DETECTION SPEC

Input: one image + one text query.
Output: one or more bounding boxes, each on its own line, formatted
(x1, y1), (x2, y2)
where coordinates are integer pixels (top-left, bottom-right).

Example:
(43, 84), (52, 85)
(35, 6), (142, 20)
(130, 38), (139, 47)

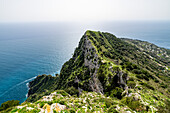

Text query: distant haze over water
(0, 21), (169, 104)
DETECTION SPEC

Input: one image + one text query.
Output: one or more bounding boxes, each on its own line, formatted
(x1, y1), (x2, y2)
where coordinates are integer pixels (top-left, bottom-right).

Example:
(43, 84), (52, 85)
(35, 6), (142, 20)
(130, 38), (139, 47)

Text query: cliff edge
(24, 30), (170, 113)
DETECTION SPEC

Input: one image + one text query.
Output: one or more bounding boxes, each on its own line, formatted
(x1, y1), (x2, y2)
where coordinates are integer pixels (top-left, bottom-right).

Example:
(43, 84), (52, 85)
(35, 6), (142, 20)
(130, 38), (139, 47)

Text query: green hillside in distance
(1, 30), (169, 113)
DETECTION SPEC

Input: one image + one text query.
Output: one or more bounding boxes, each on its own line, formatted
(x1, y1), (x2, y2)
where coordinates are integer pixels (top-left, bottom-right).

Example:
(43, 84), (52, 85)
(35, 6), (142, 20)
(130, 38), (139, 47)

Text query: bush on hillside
(65, 86), (79, 96)
(127, 81), (136, 88)
(107, 105), (118, 113)
(110, 87), (123, 99)
(121, 97), (143, 111)
(0, 100), (20, 111)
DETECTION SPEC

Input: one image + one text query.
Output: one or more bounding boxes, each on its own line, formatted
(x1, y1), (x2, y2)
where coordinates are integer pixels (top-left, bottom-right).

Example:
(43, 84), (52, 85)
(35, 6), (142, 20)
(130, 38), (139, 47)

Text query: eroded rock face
(114, 71), (128, 89)
(74, 34), (128, 94)
(83, 36), (99, 69)
(74, 35), (104, 94)
(27, 31), (129, 101)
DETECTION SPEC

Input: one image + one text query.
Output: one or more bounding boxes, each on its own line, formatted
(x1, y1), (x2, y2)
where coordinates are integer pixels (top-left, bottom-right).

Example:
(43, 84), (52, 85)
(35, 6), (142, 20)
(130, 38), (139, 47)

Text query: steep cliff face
(82, 35), (103, 93)
(27, 31), (129, 102)
(27, 75), (58, 102)
(56, 31), (129, 95)
(56, 31), (128, 95)
(25, 30), (170, 113)
(55, 32), (104, 93)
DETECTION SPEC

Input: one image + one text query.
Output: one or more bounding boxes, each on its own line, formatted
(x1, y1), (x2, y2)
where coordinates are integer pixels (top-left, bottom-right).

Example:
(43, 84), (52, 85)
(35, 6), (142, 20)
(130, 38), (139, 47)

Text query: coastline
(24, 70), (60, 102)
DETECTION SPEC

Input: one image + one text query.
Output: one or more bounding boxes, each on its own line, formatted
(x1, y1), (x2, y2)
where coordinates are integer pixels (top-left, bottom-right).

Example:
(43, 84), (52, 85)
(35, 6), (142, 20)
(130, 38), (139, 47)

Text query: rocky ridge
(1, 30), (169, 113)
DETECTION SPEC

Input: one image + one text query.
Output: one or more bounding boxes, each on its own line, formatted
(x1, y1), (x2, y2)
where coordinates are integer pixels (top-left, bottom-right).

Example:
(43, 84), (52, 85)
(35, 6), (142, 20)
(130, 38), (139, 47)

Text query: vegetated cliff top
(121, 38), (170, 63)
(1, 30), (169, 113)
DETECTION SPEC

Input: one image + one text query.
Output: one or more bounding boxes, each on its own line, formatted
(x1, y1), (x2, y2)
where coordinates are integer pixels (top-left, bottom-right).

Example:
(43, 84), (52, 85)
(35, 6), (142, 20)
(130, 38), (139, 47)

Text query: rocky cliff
(27, 31), (130, 102)
(23, 30), (170, 113)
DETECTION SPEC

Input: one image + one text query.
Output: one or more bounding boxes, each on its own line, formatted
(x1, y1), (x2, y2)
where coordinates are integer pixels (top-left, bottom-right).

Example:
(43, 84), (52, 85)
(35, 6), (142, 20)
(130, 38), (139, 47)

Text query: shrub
(154, 79), (159, 83)
(11, 108), (18, 112)
(39, 102), (45, 108)
(121, 97), (143, 111)
(139, 82), (155, 90)
(136, 74), (143, 79)
(132, 69), (141, 74)
(59, 100), (67, 106)
(110, 87), (123, 99)
(128, 89), (133, 94)
(65, 86), (79, 96)
(137, 86), (142, 90)
(104, 98), (114, 108)
(136, 74), (149, 81)
(157, 99), (170, 113)
(0, 100), (20, 111)
(47, 101), (53, 105)
(160, 83), (168, 88)
(56, 90), (69, 96)
(128, 77), (135, 81)
(69, 109), (76, 113)
(107, 105), (118, 113)
(127, 81), (136, 88)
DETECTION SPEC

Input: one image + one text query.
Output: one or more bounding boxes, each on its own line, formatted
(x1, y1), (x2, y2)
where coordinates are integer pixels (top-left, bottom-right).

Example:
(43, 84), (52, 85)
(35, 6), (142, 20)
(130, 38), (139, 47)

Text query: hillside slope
(2, 30), (169, 113)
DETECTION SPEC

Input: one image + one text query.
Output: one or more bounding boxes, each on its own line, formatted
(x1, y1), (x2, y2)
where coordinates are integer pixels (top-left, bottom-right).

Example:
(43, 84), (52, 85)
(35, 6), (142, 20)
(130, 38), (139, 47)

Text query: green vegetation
(2, 91), (134, 113)
(121, 97), (144, 111)
(109, 87), (123, 99)
(27, 74), (59, 102)
(4, 30), (169, 113)
(0, 100), (20, 111)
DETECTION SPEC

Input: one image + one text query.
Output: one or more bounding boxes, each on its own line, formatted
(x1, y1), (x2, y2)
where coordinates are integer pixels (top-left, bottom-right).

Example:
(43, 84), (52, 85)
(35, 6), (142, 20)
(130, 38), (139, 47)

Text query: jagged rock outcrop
(114, 71), (128, 89)
(1, 30), (170, 113)
(82, 35), (103, 94)
(26, 31), (169, 113)
(27, 31), (130, 102)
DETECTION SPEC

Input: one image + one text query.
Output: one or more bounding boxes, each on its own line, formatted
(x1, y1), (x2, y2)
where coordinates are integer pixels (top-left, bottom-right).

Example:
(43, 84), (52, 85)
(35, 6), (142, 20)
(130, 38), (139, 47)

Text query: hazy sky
(0, 0), (170, 22)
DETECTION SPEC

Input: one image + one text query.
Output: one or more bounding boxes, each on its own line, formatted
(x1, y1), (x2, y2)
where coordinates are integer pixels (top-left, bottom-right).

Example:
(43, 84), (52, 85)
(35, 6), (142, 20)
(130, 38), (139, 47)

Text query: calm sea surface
(0, 21), (170, 104)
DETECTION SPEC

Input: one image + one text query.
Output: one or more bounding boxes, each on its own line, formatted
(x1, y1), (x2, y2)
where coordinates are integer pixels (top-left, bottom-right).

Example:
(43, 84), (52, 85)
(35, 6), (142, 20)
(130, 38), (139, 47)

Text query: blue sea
(0, 21), (170, 105)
